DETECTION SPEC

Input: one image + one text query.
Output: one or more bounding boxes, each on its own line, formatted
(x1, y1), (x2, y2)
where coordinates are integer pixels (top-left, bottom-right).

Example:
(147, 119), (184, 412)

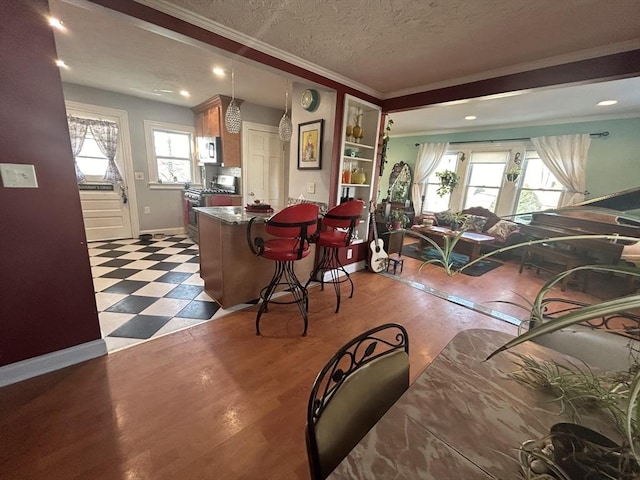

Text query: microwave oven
(198, 136), (223, 164)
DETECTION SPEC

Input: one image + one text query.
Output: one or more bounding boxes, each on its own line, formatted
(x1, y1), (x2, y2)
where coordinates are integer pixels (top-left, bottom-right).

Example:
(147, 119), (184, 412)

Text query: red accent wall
(0, 0), (101, 366)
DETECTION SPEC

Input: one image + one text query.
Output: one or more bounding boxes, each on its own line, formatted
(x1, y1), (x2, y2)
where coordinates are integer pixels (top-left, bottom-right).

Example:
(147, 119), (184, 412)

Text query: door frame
(241, 121), (288, 207)
(65, 100), (139, 240)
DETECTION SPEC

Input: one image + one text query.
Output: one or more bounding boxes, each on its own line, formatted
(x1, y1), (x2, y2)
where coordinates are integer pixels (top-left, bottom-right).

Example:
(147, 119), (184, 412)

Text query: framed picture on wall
(297, 119), (323, 170)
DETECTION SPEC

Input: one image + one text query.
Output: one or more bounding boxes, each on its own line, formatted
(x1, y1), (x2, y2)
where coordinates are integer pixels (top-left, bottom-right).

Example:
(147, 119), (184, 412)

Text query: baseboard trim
(320, 260), (366, 281)
(139, 227), (187, 237)
(0, 339), (107, 387)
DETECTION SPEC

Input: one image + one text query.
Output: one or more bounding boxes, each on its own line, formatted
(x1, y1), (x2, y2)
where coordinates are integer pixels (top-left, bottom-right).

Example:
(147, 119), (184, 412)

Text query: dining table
(327, 328), (619, 479)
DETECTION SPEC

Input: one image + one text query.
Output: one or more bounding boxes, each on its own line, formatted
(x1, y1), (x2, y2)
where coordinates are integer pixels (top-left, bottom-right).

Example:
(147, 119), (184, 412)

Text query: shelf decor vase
(352, 114), (363, 143)
(352, 168), (366, 184)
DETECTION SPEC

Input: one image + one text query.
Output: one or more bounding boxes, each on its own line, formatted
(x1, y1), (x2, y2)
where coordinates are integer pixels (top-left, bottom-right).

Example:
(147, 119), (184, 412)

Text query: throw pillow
(462, 214), (488, 233)
(434, 209), (455, 227)
(486, 219), (519, 242)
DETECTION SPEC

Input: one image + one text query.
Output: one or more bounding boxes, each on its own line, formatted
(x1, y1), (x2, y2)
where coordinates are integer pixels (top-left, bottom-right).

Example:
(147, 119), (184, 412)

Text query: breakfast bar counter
(195, 207), (316, 308)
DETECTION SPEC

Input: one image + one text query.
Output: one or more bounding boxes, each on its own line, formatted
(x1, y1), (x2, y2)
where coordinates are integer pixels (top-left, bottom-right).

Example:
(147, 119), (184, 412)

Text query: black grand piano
(517, 187), (640, 291)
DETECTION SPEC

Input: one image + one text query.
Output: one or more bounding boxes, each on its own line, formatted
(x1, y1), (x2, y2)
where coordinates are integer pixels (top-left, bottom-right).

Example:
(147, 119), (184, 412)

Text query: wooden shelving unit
(337, 95), (382, 242)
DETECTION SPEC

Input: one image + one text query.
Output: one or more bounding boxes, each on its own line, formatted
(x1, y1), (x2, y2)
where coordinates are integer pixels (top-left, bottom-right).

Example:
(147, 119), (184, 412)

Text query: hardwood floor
(1, 246), (606, 480)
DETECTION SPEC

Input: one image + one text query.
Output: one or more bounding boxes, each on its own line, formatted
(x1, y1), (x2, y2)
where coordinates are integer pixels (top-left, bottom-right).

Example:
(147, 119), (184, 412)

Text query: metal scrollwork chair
(305, 323), (410, 479)
(305, 200), (365, 313)
(246, 203), (319, 336)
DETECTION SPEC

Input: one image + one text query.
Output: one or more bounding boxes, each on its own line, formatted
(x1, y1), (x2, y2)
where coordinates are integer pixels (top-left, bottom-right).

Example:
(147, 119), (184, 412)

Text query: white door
(80, 187), (132, 242)
(67, 101), (138, 242)
(243, 123), (285, 209)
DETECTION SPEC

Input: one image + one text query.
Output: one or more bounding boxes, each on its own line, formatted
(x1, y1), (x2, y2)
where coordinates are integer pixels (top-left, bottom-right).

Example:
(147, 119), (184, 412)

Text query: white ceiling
(49, 0), (640, 136)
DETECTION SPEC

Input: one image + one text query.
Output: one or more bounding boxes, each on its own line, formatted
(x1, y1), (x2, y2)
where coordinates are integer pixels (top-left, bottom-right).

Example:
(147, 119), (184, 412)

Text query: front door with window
(79, 187), (132, 241)
(68, 104), (134, 242)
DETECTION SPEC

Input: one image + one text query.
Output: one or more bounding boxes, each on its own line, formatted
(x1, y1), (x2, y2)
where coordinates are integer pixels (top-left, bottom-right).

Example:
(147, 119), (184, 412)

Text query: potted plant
(407, 222), (640, 477)
(379, 117), (393, 177)
(477, 237), (640, 480)
(388, 209), (409, 230)
(435, 169), (460, 197)
(506, 165), (521, 182)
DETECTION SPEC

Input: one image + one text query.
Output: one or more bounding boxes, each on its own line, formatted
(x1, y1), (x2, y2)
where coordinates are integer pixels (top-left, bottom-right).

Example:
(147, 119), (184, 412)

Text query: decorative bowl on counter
(245, 203), (273, 213)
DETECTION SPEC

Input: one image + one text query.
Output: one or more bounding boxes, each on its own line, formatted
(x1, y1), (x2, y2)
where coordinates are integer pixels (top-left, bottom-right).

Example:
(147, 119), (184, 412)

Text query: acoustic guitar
(368, 202), (388, 272)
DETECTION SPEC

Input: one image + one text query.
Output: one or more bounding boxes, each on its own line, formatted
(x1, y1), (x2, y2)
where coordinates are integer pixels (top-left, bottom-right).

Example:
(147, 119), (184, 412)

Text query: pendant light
(278, 80), (293, 142)
(225, 67), (242, 134)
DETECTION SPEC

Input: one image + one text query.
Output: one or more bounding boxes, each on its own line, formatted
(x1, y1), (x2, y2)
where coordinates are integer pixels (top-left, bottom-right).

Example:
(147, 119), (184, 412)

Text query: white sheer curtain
(531, 134), (591, 206)
(411, 142), (449, 214)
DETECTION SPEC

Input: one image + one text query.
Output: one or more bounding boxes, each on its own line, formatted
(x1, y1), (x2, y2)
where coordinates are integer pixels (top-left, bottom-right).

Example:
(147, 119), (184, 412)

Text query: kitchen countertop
(195, 206), (273, 225)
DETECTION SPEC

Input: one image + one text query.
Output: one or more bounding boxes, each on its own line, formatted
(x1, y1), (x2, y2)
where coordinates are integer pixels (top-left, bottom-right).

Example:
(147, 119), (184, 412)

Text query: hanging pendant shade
(278, 86), (293, 141)
(225, 69), (242, 134)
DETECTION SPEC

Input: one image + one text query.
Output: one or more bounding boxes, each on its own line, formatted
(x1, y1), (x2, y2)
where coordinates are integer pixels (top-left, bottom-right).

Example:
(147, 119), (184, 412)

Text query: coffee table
(410, 225), (495, 261)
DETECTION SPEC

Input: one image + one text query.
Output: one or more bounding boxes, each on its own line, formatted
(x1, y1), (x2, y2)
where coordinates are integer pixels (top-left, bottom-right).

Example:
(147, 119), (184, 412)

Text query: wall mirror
(388, 162), (412, 203)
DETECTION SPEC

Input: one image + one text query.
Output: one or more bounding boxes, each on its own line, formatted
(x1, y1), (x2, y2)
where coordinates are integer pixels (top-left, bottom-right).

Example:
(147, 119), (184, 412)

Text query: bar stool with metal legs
(305, 200), (365, 313)
(247, 203), (319, 336)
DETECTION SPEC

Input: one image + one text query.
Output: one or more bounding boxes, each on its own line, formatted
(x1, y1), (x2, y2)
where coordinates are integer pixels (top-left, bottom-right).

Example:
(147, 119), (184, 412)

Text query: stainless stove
(183, 188), (236, 242)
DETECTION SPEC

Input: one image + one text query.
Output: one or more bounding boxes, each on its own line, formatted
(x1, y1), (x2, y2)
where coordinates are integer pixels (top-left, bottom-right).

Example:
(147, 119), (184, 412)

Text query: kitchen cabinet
(193, 95), (242, 168)
(337, 95), (382, 242)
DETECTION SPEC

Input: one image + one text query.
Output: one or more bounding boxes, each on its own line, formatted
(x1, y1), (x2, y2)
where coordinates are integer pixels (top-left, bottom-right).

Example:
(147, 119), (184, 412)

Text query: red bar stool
(305, 200), (364, 313)
(247, 203), (319, 336)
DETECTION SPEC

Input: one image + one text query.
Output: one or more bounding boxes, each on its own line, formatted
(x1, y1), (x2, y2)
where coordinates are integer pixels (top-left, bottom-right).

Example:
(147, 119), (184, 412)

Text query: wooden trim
(382, 49), (640, 113)
(0, 340), (107, 387)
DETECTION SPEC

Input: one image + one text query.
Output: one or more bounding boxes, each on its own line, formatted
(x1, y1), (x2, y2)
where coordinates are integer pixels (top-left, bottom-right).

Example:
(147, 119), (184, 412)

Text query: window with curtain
(422, 153), (458, 213)
(463, 151), (509, 210)
(144, 120), (196, 186)
(514, 150), (563, 215)
(424, 141), (565, 216)
(75, 131), (110, 182)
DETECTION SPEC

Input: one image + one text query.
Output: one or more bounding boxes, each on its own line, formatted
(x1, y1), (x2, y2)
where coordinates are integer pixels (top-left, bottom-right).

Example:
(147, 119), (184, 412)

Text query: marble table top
(328, 328), (616, 479)
(195, 206), (273, 225)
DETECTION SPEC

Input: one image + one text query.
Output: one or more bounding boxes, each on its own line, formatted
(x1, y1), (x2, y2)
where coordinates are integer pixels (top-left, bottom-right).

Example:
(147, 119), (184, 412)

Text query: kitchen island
(195, 206), (316, 308)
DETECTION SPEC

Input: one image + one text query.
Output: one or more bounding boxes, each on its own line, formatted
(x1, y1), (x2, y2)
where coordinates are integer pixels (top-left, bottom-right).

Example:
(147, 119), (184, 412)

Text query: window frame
(144, 120), (198, 190)
(513, 149), (565, 215)
(422, 141), (565, 217)
(74, 130), (111, 183)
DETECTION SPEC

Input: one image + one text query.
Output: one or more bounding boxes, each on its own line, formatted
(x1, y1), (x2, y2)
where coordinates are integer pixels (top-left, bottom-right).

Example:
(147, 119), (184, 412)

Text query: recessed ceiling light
(54, 59), (68, 69)
(597, 100), (618, 106)
(48, 17), (65, 31)
(212, 67), (225, 77)
(465, 115), (477, 120)
(180, 90), (190, 97)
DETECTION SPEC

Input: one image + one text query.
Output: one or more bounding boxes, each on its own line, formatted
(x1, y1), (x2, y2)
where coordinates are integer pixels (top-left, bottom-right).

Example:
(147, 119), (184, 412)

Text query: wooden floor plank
(1, 250), (607, 480)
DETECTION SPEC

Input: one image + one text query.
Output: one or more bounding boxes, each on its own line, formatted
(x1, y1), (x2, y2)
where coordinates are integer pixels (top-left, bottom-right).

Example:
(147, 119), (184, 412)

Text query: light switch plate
(307, 182), (315, 194)
(134, 171), (145, 181)
(0, 163), (38, 188)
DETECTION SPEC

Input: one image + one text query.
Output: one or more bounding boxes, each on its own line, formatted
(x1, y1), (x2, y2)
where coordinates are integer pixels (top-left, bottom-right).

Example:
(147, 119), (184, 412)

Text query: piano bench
(519, 244), (590, 292)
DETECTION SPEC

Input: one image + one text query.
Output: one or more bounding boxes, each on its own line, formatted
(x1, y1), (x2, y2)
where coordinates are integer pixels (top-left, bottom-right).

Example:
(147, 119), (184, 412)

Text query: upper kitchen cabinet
(193, 95), (243, 168)
(337, 94), (382, 240)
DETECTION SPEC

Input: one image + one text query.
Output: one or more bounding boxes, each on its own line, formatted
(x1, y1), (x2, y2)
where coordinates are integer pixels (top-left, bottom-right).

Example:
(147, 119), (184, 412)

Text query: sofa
(415, 206), (525, 254)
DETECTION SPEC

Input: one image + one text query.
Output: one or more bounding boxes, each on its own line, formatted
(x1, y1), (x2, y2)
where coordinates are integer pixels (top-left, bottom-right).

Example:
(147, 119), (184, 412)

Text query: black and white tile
(89, 235), (252, 352)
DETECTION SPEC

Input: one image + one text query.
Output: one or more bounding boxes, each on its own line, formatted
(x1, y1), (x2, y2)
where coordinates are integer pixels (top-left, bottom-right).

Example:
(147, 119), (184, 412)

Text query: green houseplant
(435, 170), (460, 197)
(506, 165), (522, 182)
(388, 209), (409, 230)
(479, 235), (640, 480)
(407, 222), (640, 478)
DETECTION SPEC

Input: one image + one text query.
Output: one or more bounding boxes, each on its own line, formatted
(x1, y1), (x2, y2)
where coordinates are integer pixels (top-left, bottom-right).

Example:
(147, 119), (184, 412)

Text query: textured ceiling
(158, 0), (640, 95)
(49, 0), (640, 135)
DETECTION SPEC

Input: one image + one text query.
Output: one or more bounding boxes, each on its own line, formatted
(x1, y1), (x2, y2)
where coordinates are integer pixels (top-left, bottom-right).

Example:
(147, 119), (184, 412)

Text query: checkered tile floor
(89, 235), (253, 352)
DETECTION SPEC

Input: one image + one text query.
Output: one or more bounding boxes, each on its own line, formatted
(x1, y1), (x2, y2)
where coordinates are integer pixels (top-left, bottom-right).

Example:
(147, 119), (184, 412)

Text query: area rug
(401, 246), (503, 277)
